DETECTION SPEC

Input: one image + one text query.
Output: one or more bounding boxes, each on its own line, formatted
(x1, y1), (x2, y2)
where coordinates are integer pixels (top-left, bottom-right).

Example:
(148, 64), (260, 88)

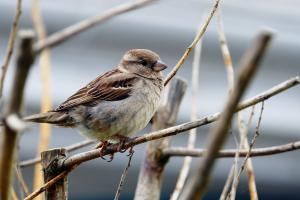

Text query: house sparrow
(24, 49), (167, 155)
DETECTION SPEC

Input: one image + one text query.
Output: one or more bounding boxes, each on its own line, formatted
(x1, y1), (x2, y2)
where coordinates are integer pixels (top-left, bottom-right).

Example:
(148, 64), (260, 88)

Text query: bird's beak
(153, 60), (168, 72)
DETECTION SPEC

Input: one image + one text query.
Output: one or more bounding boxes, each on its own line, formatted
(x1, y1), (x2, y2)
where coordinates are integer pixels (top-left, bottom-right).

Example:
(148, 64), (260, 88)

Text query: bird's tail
(23, 111), (74, 127)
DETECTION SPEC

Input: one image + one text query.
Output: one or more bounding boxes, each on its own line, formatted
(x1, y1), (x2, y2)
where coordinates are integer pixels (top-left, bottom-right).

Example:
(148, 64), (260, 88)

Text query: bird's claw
(94, 141), (114, 161)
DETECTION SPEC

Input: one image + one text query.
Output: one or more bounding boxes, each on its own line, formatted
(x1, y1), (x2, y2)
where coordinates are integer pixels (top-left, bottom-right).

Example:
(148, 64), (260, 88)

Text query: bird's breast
(74, 79), (163, 141)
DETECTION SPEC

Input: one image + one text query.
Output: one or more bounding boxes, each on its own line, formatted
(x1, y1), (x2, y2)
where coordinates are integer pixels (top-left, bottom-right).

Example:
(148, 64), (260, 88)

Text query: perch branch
(19, 139), (96, 167)
(24, 76), (299, 200)
(164, 0), (220, 86)
(179, 31), (273, 200)
(0, 0), (22, 96)
(33, 0), (156, 53)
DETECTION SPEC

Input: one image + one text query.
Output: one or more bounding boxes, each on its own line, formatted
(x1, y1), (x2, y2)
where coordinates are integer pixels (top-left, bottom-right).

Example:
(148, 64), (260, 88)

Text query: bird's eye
(139, 59), (148, 66)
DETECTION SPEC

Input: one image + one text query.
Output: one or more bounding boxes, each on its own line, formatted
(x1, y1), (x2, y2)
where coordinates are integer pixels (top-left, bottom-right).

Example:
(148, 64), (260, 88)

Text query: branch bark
(179, 31), (273, 200)
(41, 149), (68, 200)
(134, 78), (187, 200)
(0, 30), (35, 200)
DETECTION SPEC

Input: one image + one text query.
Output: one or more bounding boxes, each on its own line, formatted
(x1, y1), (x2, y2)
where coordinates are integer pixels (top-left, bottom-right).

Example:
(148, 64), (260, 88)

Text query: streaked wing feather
(54, 69), (139, 111)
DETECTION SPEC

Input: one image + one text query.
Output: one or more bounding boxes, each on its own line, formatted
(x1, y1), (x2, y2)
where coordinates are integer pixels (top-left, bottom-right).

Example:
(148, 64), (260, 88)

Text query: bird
(24, 49), (168, 158)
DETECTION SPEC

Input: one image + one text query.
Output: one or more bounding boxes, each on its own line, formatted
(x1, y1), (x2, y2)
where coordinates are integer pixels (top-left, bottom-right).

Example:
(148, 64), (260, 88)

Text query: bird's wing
(54, 69), (140, 111)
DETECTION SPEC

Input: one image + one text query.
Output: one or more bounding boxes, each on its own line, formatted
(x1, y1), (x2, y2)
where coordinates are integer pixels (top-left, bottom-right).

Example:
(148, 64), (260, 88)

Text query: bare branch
(15, 166), (29, 197)
(0, 0), (22, 96)
(19, 139), (96, 168)
(216, 8), (259, 200)
(164, 0), (220, 86)
(24, 76), (299, 199)
(179, 31), (273, 200)
(170, 36), (202, 200)
(162, 140), (300, 157)
(230, 102), (264, 198)
(220, 165), (235, 200)
(0, 30), (35, 200)
(216, 8), (239, 200)
(33, 0), (156, 53)
(216, 8), (234, 92)
(31, 0), (53, 193)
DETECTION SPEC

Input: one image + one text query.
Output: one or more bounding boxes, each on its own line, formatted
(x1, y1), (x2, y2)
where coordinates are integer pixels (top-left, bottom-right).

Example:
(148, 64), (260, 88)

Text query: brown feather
(54, 69), (139, 111)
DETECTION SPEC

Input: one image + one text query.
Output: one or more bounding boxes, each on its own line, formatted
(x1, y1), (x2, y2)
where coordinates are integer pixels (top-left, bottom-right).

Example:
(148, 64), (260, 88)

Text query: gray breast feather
(72, 78), (162, 141)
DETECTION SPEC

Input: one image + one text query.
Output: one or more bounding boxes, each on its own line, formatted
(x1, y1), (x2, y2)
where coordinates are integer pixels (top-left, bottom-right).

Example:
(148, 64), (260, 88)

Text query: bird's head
(118, 49), (168, 79)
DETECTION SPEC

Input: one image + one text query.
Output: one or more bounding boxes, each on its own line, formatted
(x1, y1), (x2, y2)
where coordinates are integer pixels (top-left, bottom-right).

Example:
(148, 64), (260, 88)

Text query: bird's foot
(94, 141), (113, 161)
(115, 136), (136, 156)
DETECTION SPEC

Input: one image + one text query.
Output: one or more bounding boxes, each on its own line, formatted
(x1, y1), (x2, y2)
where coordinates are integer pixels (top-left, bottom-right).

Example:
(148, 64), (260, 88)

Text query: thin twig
(163, 0), (220, 86)
(230, 102), (264, 197)
(31, 0), (53, 194)
(216, 9), (239, 200)
(14, 166), (29, 196)
(180, 31), (273, 200)
(19, 139), (96, 167)
(0, 0), (22, 96)
(170, 35), (202, 200)
(162, 140), (300, 157)
(216, 8), (234, 92)
(114, 152), (134, 200)
(244, 106), (259, 200)
(231, 102), (264, 200)
(33, 0), (155, 53)
(220, 165), (235, 200)
(23, 76), (299, 199)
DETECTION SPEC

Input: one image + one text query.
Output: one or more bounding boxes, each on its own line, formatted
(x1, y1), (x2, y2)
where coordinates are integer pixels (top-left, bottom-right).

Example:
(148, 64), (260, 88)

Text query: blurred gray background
(1, 0), (300, 199)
